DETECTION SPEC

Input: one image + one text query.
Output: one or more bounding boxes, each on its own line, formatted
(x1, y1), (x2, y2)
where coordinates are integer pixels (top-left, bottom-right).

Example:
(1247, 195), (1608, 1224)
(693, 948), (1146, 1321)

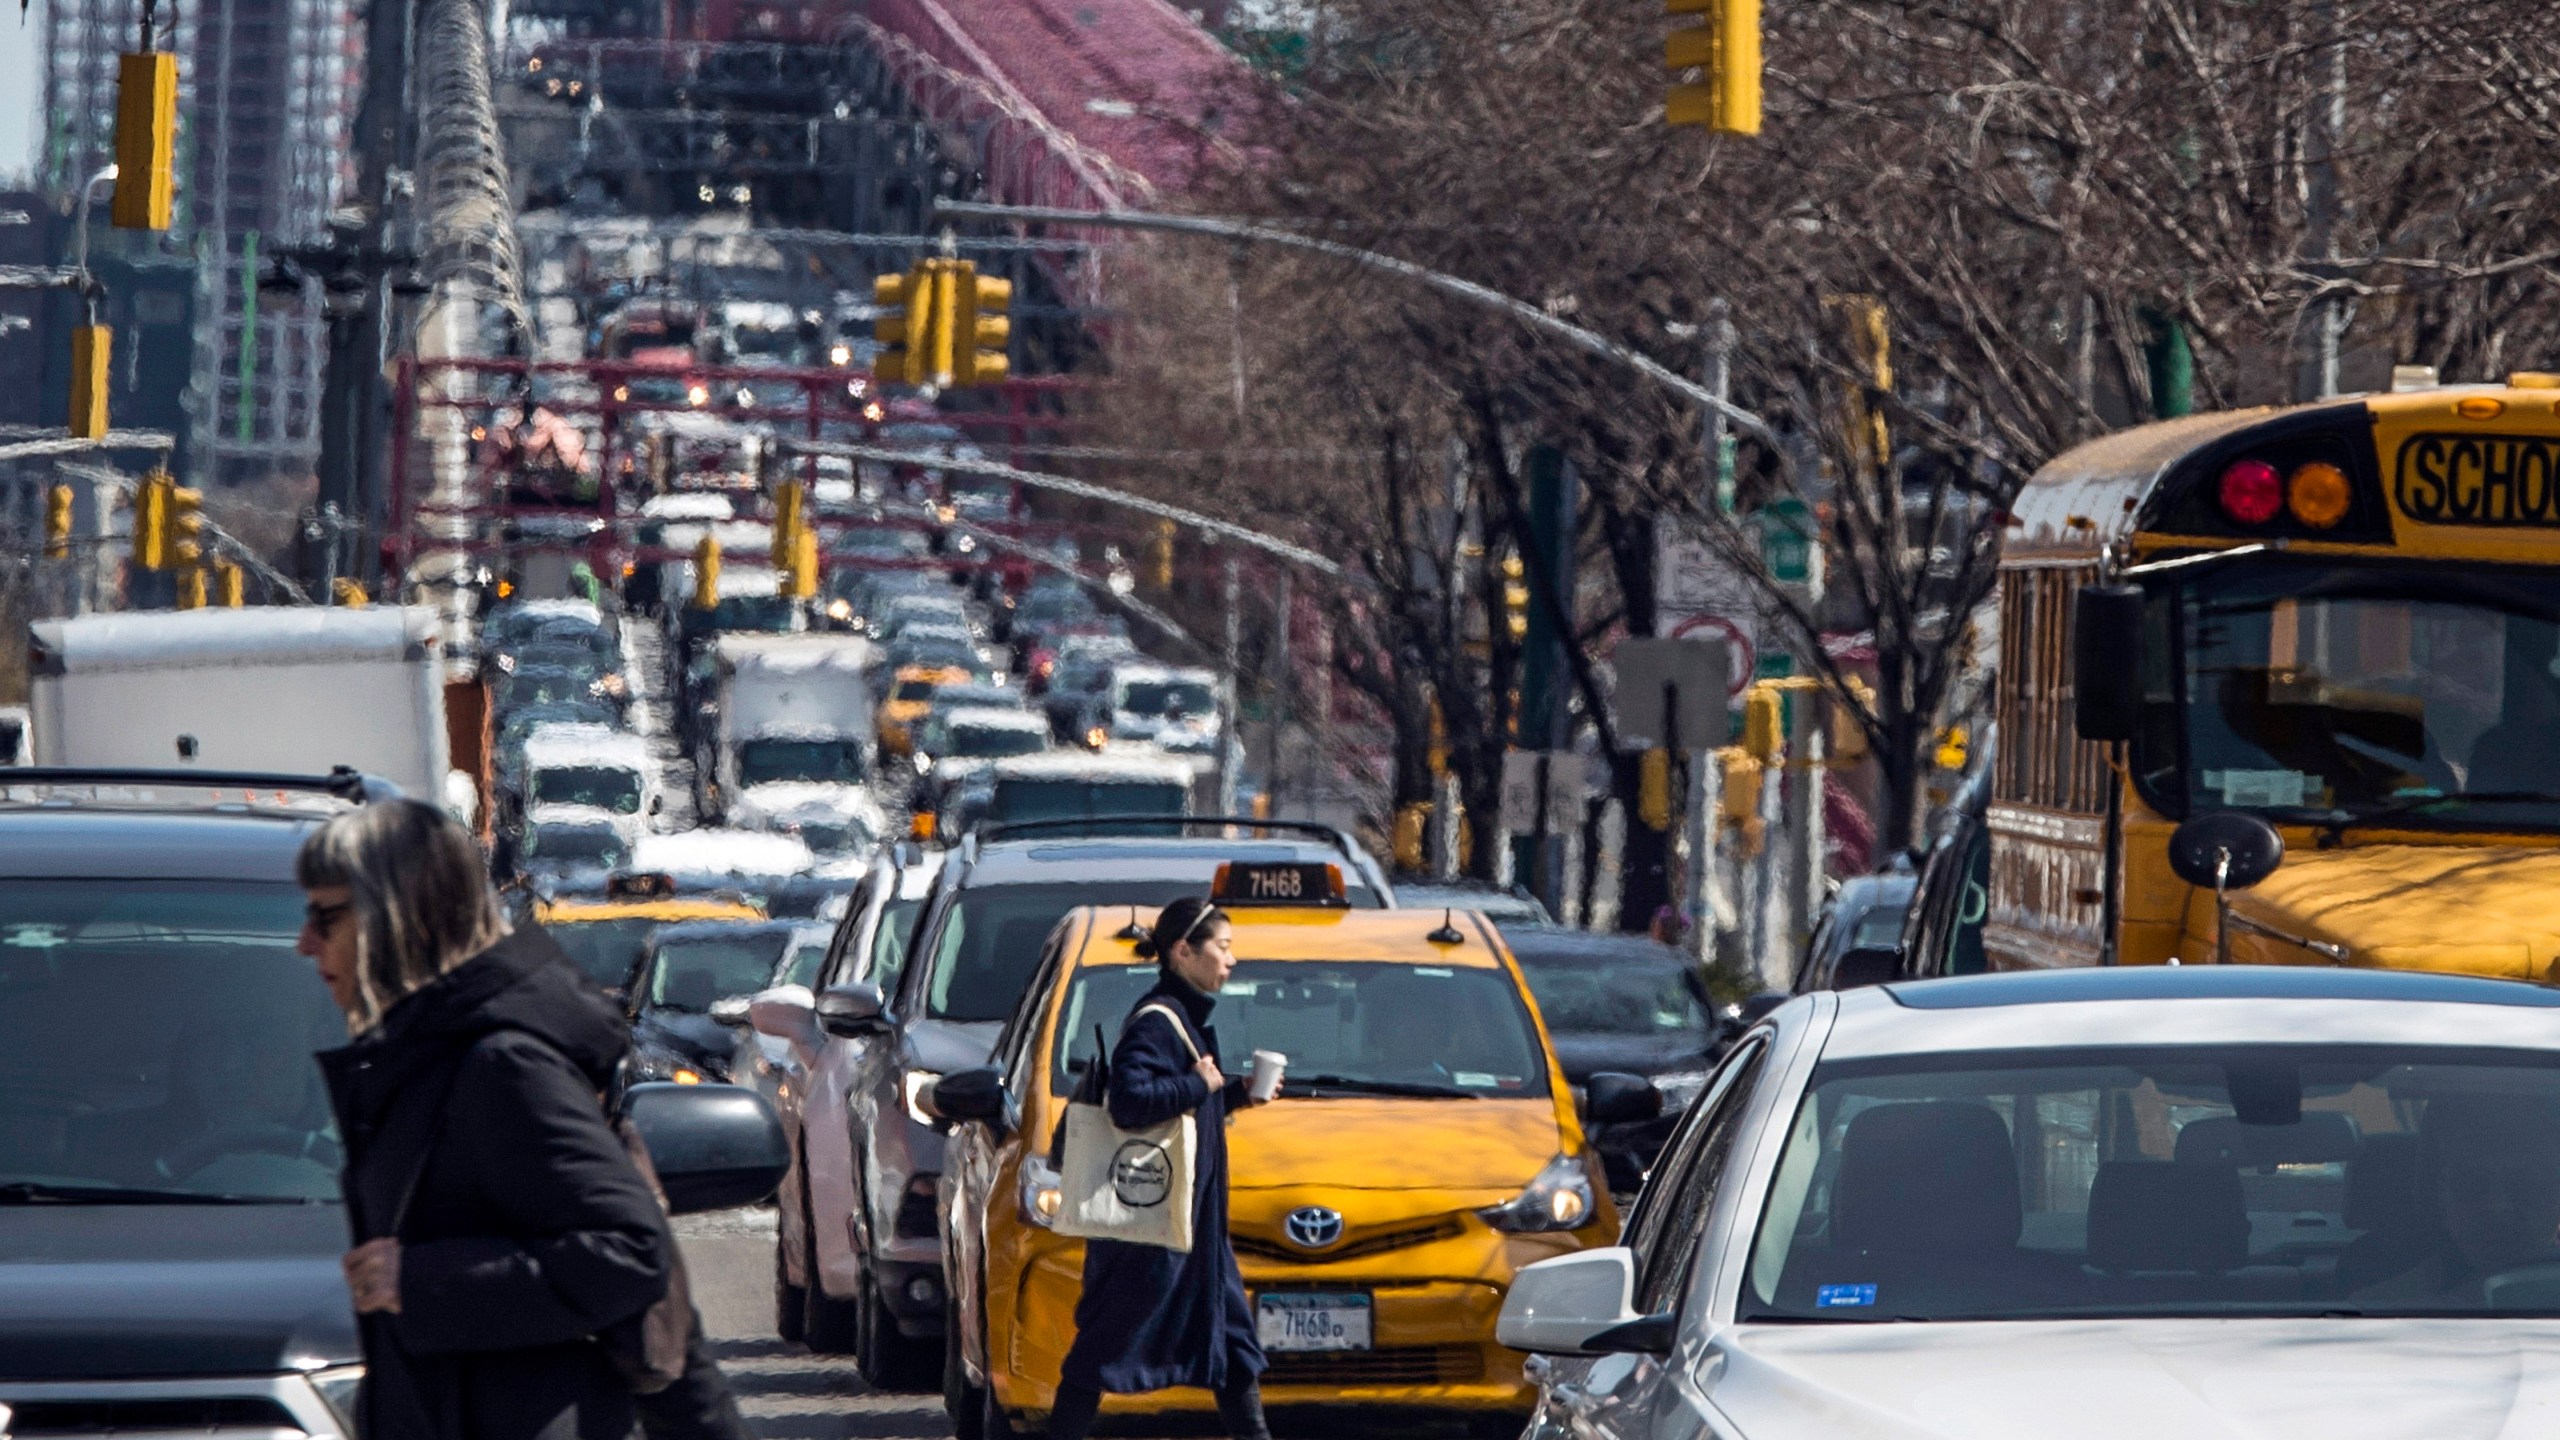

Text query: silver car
(1499, 967), (2560, 1439)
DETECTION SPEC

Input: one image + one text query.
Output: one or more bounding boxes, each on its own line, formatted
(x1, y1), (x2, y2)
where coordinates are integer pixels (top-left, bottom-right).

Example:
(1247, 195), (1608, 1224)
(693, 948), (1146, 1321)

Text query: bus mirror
(2168, 811), (2284, 892)
(2074, 584), (2146, 742)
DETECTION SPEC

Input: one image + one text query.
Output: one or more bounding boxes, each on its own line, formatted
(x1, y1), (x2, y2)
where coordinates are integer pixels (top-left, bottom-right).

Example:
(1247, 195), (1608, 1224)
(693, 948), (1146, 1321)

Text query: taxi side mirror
(928, 1066), (1011, 1138)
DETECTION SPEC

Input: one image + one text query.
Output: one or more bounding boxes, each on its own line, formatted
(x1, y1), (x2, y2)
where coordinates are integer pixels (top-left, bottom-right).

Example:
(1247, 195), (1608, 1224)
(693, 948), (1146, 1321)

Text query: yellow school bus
(1965, 378), (2560, 978)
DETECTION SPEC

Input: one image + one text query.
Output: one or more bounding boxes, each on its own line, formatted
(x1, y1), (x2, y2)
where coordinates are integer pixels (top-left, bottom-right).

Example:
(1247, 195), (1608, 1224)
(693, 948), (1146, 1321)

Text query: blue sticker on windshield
(1816, 1284), (1877, 1309)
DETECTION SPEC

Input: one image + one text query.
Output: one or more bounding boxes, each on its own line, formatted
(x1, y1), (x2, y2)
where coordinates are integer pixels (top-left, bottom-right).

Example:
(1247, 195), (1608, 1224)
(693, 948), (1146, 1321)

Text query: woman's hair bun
(1131, 938), (1161, 960)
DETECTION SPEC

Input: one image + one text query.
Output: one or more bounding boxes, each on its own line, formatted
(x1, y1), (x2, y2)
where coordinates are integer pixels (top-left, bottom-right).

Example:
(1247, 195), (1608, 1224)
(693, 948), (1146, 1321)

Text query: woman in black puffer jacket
(304, 799), (673, 1440)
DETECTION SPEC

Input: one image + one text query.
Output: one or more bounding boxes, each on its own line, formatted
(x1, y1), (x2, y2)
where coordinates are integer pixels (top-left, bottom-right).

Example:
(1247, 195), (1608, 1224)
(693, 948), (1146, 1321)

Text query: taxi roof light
(606, 871), (677, 899)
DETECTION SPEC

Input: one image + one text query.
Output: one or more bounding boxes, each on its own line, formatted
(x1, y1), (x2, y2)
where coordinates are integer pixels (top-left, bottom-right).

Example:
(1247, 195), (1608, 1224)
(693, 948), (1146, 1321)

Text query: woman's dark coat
(1058, 975), (1266, 1394)
(318, 928), (674, 1440)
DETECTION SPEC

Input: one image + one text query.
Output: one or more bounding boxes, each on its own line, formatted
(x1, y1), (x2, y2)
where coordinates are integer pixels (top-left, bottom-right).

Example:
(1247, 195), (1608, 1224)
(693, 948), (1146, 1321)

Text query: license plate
(1255, 1291), (1372, 1352)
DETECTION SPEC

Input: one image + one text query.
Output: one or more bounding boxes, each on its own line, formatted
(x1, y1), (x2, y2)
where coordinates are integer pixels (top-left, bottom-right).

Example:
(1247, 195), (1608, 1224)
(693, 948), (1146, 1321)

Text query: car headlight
(1019, 1152), (1063, 1228)
(308, 1364), (364, 1433)
(902, 1069), (943, 1126)
(827, 598), (853, 621)
(1480, 1152), (1596, 1233)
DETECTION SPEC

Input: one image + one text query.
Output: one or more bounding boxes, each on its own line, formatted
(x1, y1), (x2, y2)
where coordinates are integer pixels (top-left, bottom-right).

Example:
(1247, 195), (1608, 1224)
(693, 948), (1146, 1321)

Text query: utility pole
(2300, 0), (2347, 402)
(1513, 445), (1577, 921)
(1219, 551), (1242, 816)
(309, 0), (417, 591)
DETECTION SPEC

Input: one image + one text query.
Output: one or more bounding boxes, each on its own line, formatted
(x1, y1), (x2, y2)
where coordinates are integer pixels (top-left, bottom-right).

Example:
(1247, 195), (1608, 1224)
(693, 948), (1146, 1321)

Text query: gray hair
(297, 798), (509, 1029)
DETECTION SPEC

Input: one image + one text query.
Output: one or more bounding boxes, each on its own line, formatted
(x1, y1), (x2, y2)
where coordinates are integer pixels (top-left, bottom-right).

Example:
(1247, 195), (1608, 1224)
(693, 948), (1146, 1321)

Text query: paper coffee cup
(1249, 1049), (1287, 1102)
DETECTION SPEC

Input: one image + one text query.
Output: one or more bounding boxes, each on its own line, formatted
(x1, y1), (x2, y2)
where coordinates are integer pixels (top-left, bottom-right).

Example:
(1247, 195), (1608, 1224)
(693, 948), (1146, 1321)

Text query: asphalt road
(678, 1208), (950, 1440)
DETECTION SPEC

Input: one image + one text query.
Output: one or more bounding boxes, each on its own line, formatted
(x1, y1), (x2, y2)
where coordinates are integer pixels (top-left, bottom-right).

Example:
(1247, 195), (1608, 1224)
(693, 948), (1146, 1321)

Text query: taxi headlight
(308, 1364), (365, 1433)
(1020, 1153), (1064, 1228)
(827, 598), (853, 622)
(1481, 1152), (1596, 1233)
(902, 1069), (943, 1126)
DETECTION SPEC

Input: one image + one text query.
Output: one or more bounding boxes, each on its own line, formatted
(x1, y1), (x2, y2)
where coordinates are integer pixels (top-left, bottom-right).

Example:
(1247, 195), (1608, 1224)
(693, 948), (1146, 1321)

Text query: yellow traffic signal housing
(783, 525), (819, 600)
(1741, 681), (1784, 763)
(112, 51), (178, 230)
(690, 534), (722, 610)
(1147, 518), (1175, 591)
(167, 485), (205, 569)
(44, 485), (74, 558)
(1828, 675), (1874, 764)
(175, 565), (206, 610)
(213, 560), (245, 607)
(332, 577), (369, 607)
(772, 477), (806, 570)
(1499, 553), (1530, 641)
(954, 263), (1011, 386)
(69, 324), (111, 440)
(131, 471), (170, 571)
(1638, 748), (1675, 831)
(1665, 0), (1761, 136)
(872, 265), (935, 388)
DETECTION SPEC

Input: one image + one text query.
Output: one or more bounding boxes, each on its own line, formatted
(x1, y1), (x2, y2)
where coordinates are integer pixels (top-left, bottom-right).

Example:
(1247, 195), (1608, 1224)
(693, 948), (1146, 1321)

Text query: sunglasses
(305, 899), (353, 934)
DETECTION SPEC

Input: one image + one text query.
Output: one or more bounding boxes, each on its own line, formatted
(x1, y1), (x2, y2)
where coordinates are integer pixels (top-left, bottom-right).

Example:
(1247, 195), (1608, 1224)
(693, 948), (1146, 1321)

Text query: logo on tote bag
(1111, 1140), (1173, 1207)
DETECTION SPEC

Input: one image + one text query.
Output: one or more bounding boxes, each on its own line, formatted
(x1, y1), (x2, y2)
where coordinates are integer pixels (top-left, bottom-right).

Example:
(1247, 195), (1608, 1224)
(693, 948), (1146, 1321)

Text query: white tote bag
(1054, 1001), (1200, 1253)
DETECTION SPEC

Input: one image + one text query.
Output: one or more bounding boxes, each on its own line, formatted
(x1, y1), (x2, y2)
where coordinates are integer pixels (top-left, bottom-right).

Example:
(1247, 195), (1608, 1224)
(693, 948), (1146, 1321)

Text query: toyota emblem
(1284, 1206), (1344, 1250)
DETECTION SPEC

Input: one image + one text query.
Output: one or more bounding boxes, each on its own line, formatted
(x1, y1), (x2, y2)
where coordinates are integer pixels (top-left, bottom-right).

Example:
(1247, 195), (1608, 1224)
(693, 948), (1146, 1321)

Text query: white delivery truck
(28, 607), (453, 799)
(703, 633), (872, 822)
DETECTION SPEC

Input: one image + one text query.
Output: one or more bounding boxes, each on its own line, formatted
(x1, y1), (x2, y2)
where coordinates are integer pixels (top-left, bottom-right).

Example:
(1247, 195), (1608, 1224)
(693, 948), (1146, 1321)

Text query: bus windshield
(2145, 561), (2560, 825)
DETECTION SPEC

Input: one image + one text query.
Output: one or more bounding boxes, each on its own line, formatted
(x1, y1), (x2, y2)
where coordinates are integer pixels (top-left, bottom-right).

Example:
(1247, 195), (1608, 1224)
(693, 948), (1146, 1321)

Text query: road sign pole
(1688, 746), (1722, 966)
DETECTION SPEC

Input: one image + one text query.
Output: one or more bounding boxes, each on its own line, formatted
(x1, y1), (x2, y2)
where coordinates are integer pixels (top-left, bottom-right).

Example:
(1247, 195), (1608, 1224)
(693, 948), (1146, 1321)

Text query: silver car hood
(1711, 1318), (2560, 1438)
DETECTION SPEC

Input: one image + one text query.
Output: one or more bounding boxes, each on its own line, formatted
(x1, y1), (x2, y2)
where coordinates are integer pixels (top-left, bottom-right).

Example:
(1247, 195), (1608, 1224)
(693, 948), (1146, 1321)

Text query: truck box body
(708, 633), (872, 818)
(29, 607), (452, 800)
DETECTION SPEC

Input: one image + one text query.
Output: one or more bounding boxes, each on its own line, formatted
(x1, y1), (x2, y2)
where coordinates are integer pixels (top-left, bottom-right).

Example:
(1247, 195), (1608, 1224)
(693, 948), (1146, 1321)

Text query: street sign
(1499, 750), (1584, 833)
(1617, 637), (1732, 750)
(1654, 519), (1759, 694)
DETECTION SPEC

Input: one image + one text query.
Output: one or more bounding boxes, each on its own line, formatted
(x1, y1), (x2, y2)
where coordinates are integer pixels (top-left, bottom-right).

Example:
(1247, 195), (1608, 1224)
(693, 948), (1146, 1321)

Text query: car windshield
(1740, 1044), (2560, 1322)
(796, 820), (868, 855)
(2145, 561), (2560, 825)
(990, 778), (1188, 825)
(948, 724), (1045, 758)
(1051, 961), (1550, 1097)
(524, 827), (629, 871)
(777, 938), (828, 989)
(543, 915), (660, 990)
(894, 679), (939, 702)
(643, 932), (792, 1010)
(533, 765), (643, 813)
(1512, 950), (1714, 1038)
(738, 738), (865, 786)
(1121, 679), (1217, 717)
(0, 880), (346, 1202)
(919, 880), (1201, 1022)
(508, 671), (595, 707)
(713, 595), (797, 632)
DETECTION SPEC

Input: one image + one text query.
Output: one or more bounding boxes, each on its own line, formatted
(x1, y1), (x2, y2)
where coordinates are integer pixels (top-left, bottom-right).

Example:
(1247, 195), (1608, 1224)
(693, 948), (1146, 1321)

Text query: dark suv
(764, 819), (1391, 1385)
(0, 768), (784, 1433)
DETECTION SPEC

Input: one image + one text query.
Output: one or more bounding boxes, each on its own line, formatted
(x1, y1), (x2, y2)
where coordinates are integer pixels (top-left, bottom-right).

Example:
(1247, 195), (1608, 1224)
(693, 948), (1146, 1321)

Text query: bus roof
(2009, 406), (2281, 559)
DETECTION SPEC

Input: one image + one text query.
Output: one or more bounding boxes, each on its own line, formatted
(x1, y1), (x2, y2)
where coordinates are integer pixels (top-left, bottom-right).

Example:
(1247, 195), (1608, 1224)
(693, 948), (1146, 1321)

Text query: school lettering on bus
(2392, 433), (2560, 526)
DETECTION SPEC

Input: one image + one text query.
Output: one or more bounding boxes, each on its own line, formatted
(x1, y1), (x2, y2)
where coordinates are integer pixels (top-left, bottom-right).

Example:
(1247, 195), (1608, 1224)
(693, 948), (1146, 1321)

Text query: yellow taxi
(933, 861), (1638, 1437)
(533, 874), (764, 998)
(877, 663), (974, 760)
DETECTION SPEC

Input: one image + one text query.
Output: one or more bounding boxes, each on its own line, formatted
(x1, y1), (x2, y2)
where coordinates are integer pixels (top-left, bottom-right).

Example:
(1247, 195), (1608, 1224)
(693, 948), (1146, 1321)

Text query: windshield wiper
(2323, 790), (2560, 833)
(1281, 1073), (1477, 1099)
(0, 1181), (287, 1205)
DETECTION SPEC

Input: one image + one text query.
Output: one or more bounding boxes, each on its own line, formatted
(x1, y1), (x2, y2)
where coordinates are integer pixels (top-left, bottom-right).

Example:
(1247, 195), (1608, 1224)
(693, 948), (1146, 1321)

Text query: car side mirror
(927, 1065), (1011, 1137)
(1496, 1248), (1645, 1355)
(816, 981), (891, 1038)
(1830, 945), (1902, 991)
(1581, 1071), (1662, 1126)
(708, 996), (753, 1027)
(2073, 583), (2145, 742)
(748, 985), (818, 1045)
(649, 795), (665, 815)
(622, 1081), (789, 1214)
(1737, 992), (1790, 1026)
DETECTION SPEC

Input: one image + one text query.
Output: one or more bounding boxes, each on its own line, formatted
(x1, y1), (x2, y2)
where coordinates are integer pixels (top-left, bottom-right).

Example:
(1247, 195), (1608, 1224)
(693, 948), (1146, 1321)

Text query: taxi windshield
(1740, 1045), (2560, 1322)
(0, 880), (346, 1203)
(1051, 961), (1550, 1098)
(542, 915), (659, 990)
(2144, 561), (2560, 825)
(643, 932), (792, 1010)
(532, 765), (643, 814)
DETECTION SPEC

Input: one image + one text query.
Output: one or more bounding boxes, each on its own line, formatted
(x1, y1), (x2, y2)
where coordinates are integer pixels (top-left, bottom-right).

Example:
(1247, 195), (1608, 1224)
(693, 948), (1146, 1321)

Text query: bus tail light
(2287, 462), (2352, 529)
(2217, 459), (2283, 524)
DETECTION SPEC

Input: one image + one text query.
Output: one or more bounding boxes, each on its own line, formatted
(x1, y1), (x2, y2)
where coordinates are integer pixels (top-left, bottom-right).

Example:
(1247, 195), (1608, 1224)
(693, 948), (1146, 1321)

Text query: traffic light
(1665, 0), (1761, 136)
(690, 534), (721, 610)
(1741, 680), (1784, 763)
(772, 477), (805, 561)
(331, 577), (369, 607)
(167, 485), (204, 570)
(1500, 553), (1530, 641)
(69, 324), (110, 440)
(213, 560), (245, 607)
(111, 50), (177, 230)
(953, 262), (1011, 386)
(130, 470), (169, 571)
(783, 524), (819, 600)
(44, 485), (74, 559)
(1147, 518), (1175, 591)
(175, 562), (205, 610)
(872, 264), (934, 388)
(1638, 748), (1675, 831)
(1827, 675), (1874, 764)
